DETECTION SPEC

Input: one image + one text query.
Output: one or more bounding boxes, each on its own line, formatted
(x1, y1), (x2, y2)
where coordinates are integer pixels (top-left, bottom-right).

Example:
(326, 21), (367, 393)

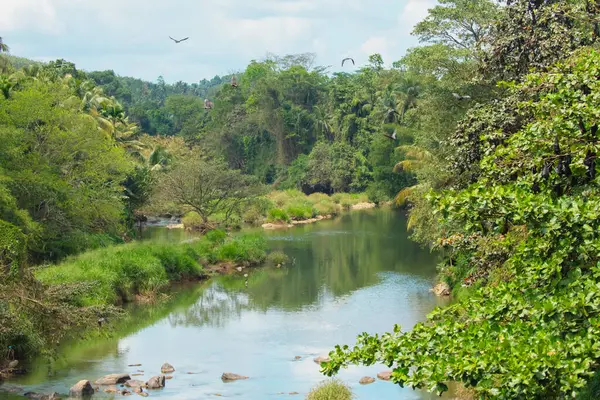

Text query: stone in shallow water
(125, 379), (146, 388)
(69, 380), (95, 398)
(359, 376), (376, 385)
(94, 373), (130, 385)
(161, 363), (175, 373)
(377, 371), (393, 381)
(221, 372), (248, 381)
(313, 356), (331, 364)
(146, 375), (166, 389)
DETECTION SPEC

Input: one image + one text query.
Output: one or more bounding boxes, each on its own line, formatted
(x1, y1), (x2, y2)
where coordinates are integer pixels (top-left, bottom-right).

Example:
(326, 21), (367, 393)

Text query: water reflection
(7, 209), (449, 400)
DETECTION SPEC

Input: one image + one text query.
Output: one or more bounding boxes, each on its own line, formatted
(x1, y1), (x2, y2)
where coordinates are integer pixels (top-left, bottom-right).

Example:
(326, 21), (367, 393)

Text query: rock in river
(313, 356), (331, 364)
(377, 371), (393, 381)
(221, 372), (248, 381)
(146, 375), (166, 389)
(24, 392), (61, 400)
(94, 373), (130, 385)
(359, 376), (376, 385)
(431, 282), (451, 296)
(69, 380), (95, 397)
(161, 363), (175, 373)
(125, 379), (146, 388)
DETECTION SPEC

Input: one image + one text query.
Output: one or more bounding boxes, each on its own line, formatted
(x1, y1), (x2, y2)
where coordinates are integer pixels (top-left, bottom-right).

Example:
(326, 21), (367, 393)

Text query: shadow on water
(5, 209), (452, 399)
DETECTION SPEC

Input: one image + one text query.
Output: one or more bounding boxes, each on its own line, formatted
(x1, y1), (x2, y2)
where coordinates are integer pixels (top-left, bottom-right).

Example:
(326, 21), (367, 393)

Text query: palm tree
(393, 145), (434, 207)
(0, 37), (9, 53)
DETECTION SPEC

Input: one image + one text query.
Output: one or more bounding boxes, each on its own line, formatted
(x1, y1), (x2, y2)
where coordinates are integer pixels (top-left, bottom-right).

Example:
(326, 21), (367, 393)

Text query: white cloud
(398, 0), (437, 35)
(0, 0), (62, 33)
(360, 36), (392, 60)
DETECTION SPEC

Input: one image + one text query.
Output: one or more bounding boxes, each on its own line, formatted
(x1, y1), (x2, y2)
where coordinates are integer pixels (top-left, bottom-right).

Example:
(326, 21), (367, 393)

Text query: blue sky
(2, 0), (436, 83)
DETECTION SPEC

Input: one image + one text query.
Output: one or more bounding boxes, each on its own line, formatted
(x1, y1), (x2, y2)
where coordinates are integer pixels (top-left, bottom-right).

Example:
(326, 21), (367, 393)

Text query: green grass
(36, 232), (267, 306)
(266, 250), (289, 266)
(267, 208), (291, 223)
(307, 379), (353, 400)
(182, 211), (204, 230)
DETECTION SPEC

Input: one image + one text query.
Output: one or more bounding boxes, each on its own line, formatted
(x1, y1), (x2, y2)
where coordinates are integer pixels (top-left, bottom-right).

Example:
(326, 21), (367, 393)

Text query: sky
(1, 0), (437, 84)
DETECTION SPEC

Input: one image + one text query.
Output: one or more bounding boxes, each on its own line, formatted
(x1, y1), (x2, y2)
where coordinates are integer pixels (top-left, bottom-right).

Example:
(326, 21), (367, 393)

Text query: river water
(6, 209), (450, 399)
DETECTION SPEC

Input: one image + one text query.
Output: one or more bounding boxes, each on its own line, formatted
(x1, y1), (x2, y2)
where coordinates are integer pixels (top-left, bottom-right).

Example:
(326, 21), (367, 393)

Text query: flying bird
(452, 93), (472, 101)
(384, 130), (398, 141)
(341, 57), (355, 67)
(169, 36), (189, 44)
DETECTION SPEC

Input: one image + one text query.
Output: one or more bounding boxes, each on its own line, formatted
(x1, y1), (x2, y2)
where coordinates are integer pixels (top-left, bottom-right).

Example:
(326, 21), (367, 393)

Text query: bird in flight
(342, 57), (355, 67)
(169, 36), (189, 44)
(384, 130), (398, 141)
(452, 93), (472, 101)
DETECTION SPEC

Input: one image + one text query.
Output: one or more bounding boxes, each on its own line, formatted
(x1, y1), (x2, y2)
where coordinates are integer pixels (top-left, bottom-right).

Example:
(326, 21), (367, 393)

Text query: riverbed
(5, 209), (449, 399)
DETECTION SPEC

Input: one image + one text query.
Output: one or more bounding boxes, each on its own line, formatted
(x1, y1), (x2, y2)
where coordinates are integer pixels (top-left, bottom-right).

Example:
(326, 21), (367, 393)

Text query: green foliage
(205, 229), (227, 244)
(266, 251), (289, 266)
(324, 48), (600, 399)
(0, 220), (27, 276)
(267, 208), (290, 223)
(154, 157), (266, 226)
(182, 211), (205, 231)
(306, 379), (353, 400)
(37, 232), (268, 306)
(210, 234), (267, 265)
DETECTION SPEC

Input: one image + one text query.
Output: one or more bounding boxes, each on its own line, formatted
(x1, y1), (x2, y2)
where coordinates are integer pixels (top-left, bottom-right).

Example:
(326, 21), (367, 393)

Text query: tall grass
(36, 232), (267, 306)
(307, 379), (354, 400)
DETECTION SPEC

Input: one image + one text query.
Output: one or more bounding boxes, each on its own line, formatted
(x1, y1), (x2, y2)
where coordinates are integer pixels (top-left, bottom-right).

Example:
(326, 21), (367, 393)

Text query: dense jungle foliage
(3, 0), (600, 397)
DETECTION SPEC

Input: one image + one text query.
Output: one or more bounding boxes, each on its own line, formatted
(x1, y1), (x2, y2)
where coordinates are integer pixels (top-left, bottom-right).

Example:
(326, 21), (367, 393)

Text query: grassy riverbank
(36, 232), (266, 307)
(180, 190), (374, 230)
(0, 232), (267, 366)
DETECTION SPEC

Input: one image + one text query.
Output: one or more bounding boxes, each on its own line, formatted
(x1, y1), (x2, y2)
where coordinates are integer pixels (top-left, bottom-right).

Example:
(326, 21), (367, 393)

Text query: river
(5, 209), (450, 399)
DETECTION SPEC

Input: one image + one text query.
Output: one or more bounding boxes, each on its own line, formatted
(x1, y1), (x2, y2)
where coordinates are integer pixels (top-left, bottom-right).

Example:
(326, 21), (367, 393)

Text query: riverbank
(0, 231), (270, 376)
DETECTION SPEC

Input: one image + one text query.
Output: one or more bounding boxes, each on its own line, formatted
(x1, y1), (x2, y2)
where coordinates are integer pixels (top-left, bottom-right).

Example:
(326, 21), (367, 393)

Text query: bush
(182, 211), (204, 230)
(243, 207), (264, 226)
(314, 200), (339, 216)
(205, 229), (227, 244)
(211, 234), (267, 265)
(267, 208), (290, 223)
(307, 379), (353, 400)
(266, 251), (289, 266)
(285, 203), (315, 220)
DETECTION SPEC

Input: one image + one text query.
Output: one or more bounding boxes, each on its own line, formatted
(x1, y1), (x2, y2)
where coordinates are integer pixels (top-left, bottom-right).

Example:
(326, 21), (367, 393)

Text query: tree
(323, 47), (600, 400)
(0, 37), (9, 53)
(155, 158), (265, 227)
(482, 0), (600, 80)
(413, 0), (499, 50)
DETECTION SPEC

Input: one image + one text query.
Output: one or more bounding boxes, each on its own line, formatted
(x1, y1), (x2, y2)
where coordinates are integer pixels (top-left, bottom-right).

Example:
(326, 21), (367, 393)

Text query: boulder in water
(69, 380), (95, 397)
(161, 363), (175, 373)
(377, 371), (393, 381)
(146, 375), (166, 389)
(24, 392), (61, 400)
(221, 372), (248, 381)
(313, 355), (331, 364)
(359, 376), (376, 385)
(125, 379), (146, 388)
(94, 373), (130, 385)
(432, 282), (451, 296)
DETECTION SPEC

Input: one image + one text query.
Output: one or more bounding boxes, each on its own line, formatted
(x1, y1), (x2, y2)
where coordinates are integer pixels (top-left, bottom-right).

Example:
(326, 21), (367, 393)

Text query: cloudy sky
(2, 0), (436, 83)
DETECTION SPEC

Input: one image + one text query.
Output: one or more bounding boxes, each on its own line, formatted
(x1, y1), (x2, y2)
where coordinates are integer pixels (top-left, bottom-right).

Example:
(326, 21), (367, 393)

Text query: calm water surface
(6, 209), (450, 399)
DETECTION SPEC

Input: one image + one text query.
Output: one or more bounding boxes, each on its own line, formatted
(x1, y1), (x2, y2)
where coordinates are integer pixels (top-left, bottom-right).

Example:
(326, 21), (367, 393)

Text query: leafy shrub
(307, 379), (353, 400)
(267, 208), (290, 223)
(211, 234), (267, 265)
(314, 200), (339, 216)
(205, 229), (227, 244)
(285, 203), (314, 220)
(266, 251), (289, 266)
(182, 211), (204, 230)
(243, 207), (264, 226)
